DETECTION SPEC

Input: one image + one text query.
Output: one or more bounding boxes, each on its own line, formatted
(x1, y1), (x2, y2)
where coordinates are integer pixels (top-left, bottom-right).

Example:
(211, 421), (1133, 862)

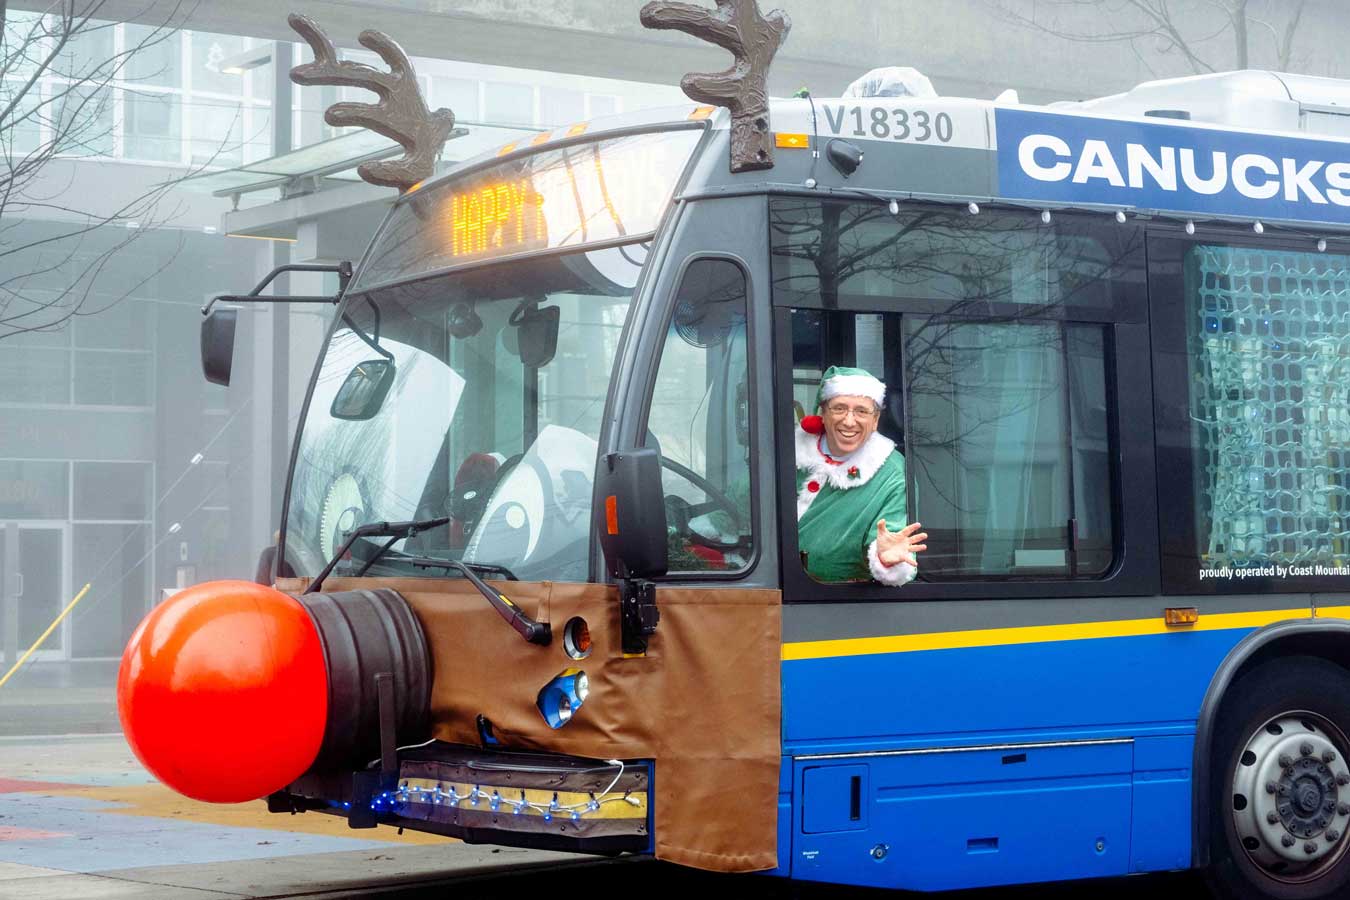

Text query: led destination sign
(996, 107), (1350, 226)
(356, 128), (702, 288)
(447, 179), (547, 259)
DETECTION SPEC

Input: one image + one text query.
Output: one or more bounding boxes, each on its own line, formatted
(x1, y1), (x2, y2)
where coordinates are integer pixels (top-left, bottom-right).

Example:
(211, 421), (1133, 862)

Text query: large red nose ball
(117, 580), (328, 803)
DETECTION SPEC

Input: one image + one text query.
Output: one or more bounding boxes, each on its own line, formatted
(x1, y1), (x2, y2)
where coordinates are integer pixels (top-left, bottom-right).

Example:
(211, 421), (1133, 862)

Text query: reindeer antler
(640, 0), (790, 173)
(288, 14), (455, 192)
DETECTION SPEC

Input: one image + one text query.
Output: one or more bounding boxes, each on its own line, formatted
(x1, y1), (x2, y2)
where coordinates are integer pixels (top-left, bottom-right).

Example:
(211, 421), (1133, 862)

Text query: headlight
(537, 666), (591, 728)
(536, 667), (588, 729)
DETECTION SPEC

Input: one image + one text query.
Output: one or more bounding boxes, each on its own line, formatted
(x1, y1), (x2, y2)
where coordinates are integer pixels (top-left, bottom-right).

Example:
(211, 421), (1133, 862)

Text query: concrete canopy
(12, 1), (1350, 107)
(1, 0), (1215, 104)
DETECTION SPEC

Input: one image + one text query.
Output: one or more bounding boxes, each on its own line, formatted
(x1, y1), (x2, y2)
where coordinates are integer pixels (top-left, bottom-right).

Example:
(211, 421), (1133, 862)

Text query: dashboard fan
(672, 264), (746, 348)
(319, 472), (368, 562)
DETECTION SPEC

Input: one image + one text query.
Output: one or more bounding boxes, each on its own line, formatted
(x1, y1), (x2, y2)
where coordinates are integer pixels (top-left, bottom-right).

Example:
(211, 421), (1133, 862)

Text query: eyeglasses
(824, 403), (878, 419)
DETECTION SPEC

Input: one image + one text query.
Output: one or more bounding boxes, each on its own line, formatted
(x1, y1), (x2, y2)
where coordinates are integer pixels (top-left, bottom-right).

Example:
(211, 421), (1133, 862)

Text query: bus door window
(644, 258), (754, 573)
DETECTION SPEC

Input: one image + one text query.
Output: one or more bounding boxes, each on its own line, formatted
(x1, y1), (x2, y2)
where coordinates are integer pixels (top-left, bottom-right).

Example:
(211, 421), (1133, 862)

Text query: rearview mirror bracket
(199, 261), (354, 386)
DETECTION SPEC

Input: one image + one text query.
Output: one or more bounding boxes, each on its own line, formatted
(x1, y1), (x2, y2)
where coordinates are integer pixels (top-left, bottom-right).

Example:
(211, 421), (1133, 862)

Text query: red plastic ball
(117, 580), (329, 803)
(800, 414), (825, 435)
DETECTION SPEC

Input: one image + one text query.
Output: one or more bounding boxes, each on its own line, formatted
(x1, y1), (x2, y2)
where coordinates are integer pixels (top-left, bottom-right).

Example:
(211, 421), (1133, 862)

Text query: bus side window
(773, 198), (1133, 587)
(645, 258), (753, 573)
(787, 310), (1113, 582)
(1153, 240), (1350, 592)
(902, 318), (1113, 580)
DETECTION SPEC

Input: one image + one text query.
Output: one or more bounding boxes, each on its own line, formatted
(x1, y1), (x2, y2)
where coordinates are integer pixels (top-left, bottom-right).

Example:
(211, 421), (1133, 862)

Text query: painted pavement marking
(0, 778), (86, 793)
(0, 781), (453, 874)
(0, 826), (71, 841)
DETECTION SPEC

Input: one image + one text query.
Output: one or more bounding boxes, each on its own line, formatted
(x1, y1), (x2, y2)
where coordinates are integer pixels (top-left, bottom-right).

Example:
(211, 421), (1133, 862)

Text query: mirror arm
(203, 295), (341, 316)
(201, 261), (354, 315)
(366, 296), (381, 344)
(341, 313), (394, 362)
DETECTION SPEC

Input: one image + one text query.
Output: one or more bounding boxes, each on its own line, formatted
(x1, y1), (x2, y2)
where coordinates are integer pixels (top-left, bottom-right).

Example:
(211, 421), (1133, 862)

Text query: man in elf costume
(796, 366), (926, 585)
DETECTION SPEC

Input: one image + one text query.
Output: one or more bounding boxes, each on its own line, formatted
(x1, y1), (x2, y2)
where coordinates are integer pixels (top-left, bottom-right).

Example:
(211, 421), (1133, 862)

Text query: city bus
(117, 61), (1350, 900)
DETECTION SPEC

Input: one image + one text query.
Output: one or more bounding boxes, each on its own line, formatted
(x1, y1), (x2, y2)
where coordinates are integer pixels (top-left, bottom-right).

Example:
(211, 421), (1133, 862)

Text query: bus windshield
(283, 244), (644, 582)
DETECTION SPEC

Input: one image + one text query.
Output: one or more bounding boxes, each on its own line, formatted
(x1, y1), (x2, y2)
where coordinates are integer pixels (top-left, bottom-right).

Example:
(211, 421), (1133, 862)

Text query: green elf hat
(816, 365), (886, 409)
(801, 366), (886, 434)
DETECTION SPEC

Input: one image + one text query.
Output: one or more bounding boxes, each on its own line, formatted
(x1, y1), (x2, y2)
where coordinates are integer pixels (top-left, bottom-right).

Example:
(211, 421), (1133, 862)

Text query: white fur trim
(795, 427), (895, 492)
(868, 538), (917, 586)
(797, 480), (820, 517)
(820, 374), (885, 407)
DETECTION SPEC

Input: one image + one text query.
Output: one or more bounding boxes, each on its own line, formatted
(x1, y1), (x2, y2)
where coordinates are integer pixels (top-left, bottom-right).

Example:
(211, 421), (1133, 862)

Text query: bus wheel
(1209, 657), (1350, 900)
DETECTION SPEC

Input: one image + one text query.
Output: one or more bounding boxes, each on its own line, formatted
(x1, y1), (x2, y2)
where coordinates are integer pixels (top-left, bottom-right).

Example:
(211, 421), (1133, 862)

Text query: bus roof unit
(1062, 70), (1350, 140)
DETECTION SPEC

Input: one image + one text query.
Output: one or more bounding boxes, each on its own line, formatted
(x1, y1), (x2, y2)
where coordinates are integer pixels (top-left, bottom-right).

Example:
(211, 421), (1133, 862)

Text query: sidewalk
(0, 660), (121, 737)
(0, 733), (587, 899)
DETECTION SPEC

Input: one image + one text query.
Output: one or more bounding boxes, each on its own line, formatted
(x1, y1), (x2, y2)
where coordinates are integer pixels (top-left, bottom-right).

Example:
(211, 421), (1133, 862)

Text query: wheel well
(1239, 635), (1350, 682)
(1192, 619), (1350, 868)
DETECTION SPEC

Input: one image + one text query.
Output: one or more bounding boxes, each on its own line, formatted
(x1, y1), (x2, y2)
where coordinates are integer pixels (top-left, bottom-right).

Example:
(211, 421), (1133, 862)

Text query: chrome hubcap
(1232, 713), (1350, 880)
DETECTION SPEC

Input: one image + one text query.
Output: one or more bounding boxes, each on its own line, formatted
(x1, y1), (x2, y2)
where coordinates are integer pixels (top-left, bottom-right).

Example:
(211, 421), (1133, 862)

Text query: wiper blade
(405, 557), (519, 581)
(304, 519), (549, 647)
(305, 517), (450, 594)
(349, 546), (520, 583)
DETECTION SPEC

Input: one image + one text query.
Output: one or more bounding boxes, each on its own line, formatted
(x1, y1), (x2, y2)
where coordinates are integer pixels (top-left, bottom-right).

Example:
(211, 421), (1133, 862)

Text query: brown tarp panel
(278, 576), (781, 872)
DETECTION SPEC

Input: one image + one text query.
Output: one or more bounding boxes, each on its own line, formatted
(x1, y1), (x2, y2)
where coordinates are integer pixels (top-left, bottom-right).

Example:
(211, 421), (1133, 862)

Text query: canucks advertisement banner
(996, 107), (1350, 225)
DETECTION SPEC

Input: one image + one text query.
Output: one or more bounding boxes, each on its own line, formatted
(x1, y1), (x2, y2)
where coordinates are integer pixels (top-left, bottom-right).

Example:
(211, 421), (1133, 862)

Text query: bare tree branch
(982, 0), (1315, 77)
(0, 0), (237, 342)
(1279, 0), (1306, 70)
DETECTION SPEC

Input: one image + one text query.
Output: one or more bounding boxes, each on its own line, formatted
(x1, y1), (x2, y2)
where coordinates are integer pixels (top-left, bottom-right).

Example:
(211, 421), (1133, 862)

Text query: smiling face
(820, 394), (880, 457)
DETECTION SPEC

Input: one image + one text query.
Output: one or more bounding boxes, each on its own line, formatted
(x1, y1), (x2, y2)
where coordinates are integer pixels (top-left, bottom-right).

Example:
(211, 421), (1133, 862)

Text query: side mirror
(595, 449), (668, 579)
(330, 359), (397, 421)
(201, 308), (238, 386)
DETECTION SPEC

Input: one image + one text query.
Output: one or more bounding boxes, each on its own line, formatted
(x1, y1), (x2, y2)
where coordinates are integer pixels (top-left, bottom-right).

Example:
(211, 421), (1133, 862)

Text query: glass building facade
(0, 12), (678, 689)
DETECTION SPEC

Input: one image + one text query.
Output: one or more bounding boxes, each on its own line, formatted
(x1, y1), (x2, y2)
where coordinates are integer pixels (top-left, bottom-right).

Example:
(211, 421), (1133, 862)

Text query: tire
(1207, 656), (1350, 900)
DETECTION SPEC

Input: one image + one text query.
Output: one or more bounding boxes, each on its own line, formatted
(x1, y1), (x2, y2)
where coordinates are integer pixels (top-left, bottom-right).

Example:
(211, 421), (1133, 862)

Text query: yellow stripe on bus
(781, 607), (1315, 662)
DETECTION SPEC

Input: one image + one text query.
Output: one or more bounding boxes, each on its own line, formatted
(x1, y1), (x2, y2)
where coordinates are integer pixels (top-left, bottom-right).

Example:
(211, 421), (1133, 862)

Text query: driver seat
(449, 452), (502, 548)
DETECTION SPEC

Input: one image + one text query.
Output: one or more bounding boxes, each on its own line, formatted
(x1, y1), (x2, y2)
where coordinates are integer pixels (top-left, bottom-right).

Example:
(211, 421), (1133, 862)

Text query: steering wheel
(659, 456), (749, 553)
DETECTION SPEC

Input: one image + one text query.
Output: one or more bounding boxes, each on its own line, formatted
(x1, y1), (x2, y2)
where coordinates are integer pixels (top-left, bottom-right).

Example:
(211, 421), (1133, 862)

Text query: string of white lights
(367, 759), (640, 822)
(371, 783), (643, 821)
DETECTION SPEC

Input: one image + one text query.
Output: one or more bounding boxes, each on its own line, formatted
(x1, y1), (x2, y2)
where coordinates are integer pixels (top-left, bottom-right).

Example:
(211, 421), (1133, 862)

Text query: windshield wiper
(306, 517), (450, 594)
(406, 557), (518, 581)
(404, 557), (549, 646)
(304, 517), (550, 646)
(346, 544), (520, 583)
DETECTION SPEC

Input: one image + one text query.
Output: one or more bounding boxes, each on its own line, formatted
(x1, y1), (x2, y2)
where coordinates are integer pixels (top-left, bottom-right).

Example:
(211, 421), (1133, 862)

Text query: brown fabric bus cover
(279, 576), (781, 872)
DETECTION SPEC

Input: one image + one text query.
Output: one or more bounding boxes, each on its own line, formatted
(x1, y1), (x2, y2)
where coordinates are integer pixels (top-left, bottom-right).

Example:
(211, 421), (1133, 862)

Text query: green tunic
(795, 427), (915, 585)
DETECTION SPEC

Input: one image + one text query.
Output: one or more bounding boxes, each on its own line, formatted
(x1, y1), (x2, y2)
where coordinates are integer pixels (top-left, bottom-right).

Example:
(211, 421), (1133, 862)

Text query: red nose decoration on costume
(800, 415), (824, 435)
(117, 580), (328, 803)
